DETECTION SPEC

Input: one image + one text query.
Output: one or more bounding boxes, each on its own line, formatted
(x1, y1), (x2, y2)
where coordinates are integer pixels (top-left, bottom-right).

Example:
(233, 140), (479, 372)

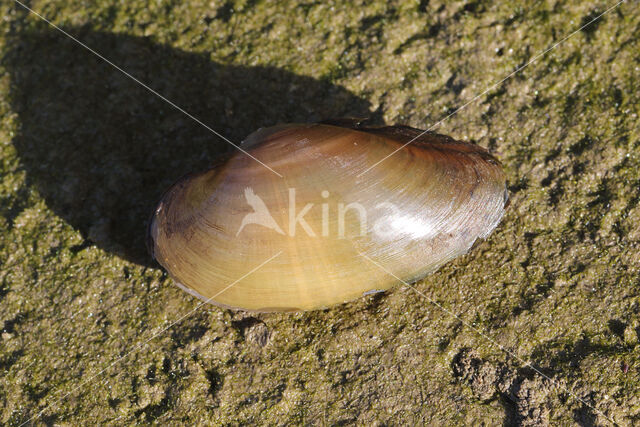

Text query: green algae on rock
(1, 0), (640, 425)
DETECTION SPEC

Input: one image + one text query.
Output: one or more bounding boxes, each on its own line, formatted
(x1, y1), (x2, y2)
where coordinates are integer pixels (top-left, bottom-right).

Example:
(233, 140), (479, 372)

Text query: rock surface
(1, 0), (639, 424)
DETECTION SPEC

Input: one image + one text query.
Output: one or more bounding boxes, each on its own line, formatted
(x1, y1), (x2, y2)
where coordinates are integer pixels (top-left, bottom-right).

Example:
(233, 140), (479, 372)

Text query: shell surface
(148, 122), (507, 311)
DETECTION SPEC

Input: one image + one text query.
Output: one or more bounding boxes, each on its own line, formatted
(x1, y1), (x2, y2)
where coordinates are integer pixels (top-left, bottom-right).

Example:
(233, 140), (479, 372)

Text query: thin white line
(13, 0), (283, 178)
(357, 0), (627, 177)
(357, 251), (617, 426)
(19, 251), (282, 426)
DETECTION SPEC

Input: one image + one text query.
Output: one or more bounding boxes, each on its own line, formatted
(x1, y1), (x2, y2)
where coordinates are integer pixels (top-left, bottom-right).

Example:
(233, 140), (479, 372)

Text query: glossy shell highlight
(148, 122), (507, 311)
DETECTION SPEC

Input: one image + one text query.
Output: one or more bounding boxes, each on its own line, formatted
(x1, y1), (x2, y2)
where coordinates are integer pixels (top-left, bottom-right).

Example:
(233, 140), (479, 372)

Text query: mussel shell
(148, 122), (507, 311)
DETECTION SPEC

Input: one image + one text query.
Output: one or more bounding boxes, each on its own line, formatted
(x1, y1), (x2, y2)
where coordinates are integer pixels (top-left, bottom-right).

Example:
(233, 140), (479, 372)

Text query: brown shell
(148, 122), (507, 311)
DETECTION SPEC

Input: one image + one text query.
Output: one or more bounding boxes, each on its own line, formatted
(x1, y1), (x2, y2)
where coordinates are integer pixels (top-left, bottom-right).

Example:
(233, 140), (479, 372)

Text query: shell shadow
(5, 24), (376, 266)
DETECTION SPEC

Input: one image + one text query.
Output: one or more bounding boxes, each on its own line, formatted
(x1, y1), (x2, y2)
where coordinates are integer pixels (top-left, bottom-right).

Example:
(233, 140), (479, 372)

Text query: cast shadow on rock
(5, 25), (375, 266)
